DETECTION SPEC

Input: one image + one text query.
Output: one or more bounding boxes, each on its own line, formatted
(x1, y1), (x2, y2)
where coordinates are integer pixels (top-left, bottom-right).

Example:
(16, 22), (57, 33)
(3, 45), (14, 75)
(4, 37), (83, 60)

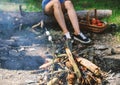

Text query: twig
(47, 77), (58, 85)
(32, 20), (44, 29)
(39, 58), (59, 69)
(48, 70), (69, 75)
(19, 23), (23, 31)
(32, 22), (41, 29)
(57, 54), (67, 58)
(19, 5), (23, 16)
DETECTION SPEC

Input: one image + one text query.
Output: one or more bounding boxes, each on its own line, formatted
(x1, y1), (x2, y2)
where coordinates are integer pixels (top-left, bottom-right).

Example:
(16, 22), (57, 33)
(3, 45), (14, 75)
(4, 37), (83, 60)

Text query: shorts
(42, 0), (65, 10)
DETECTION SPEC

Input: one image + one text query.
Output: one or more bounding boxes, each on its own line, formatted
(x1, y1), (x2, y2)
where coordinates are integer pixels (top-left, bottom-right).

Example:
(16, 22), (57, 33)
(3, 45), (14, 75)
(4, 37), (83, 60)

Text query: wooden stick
(19, 5), (23, 16)
(47, 77), (58, 85)
(66, 48), (81, 78)
(39, 59), (59, 69)
(48, 70), (68, 75)
(32, 22), (41, 29)
(76, 57), (101, 76)
(32, 20), (44, 29)
(94, 9), (97, 19)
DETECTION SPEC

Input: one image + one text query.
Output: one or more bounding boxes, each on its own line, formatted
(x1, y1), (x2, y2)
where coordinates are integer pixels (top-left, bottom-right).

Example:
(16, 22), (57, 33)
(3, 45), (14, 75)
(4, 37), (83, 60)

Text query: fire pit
(0, 22), (120, 85)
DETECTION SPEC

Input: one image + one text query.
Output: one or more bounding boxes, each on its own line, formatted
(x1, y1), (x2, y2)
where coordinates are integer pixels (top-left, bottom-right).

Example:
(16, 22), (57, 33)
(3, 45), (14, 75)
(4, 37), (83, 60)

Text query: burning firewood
(65, 60), (73, 69)
(47, 77), (59, 85)
(76, 57), (102, 76)
(65, 48), (81, 81)
(67, 72), (76, 85)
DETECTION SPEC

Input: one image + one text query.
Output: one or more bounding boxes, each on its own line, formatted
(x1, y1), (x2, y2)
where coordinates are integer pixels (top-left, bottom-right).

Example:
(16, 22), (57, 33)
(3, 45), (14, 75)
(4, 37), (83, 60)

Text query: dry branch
(39, 59), (59, 69)
(47, 77), (58, 85)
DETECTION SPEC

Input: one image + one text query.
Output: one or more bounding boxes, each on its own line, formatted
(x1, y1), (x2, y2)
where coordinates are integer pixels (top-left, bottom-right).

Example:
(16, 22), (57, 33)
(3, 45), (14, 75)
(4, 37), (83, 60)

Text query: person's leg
(63, 0), (91, 43)
(64, 0), (80, 35)
(44, 0), (70, 36)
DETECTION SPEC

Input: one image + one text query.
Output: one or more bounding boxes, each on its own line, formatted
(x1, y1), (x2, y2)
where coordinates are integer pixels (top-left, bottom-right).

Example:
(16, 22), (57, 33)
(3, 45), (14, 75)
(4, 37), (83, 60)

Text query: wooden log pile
(38, 36), (104, 85)
(39, 51), (104, 85)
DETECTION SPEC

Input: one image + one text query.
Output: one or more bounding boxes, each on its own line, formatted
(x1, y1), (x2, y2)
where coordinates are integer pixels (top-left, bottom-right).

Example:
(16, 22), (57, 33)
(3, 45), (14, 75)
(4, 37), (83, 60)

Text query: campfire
(37, 40), (105, 85)
(0, 20), (120, 85)
(31, 21), (106, 85)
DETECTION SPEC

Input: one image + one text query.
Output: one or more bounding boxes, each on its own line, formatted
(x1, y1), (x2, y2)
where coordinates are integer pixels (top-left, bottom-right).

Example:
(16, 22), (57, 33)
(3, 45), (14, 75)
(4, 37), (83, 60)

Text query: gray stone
(9, 50), (20, 57)
(111, 48), (120, 54)
(95, 50), (102, 55)
(93, 44), (108, 50)
(103, 54), (120, 70)
(0, 56), (9, 60)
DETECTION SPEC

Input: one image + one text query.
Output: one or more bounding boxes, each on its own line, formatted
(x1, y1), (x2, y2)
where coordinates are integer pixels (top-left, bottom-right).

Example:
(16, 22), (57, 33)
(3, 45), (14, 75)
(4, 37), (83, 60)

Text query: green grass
(73, 0), (120, 22)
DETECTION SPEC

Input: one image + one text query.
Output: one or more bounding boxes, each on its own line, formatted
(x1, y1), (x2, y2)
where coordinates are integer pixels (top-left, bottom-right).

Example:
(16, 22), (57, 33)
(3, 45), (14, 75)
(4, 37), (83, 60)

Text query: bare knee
(52, 0), (61, 9)
(44, 0), (62, 15)
(64, 0), (74, 10)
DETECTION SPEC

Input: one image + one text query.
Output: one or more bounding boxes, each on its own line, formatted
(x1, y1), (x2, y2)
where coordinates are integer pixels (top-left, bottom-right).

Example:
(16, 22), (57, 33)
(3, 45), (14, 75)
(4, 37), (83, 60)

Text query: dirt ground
(0, 1), (120, 85)
(0, 25), (120, 85)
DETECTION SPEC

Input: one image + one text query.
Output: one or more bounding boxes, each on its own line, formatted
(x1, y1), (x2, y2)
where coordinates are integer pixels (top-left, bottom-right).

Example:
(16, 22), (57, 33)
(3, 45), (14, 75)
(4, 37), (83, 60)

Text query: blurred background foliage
(1, 0), (119, 24)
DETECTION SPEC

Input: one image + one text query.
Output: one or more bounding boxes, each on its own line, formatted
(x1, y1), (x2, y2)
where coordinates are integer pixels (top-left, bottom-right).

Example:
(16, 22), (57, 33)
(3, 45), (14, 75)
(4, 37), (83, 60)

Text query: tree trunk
(0, 9), (112, 29)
